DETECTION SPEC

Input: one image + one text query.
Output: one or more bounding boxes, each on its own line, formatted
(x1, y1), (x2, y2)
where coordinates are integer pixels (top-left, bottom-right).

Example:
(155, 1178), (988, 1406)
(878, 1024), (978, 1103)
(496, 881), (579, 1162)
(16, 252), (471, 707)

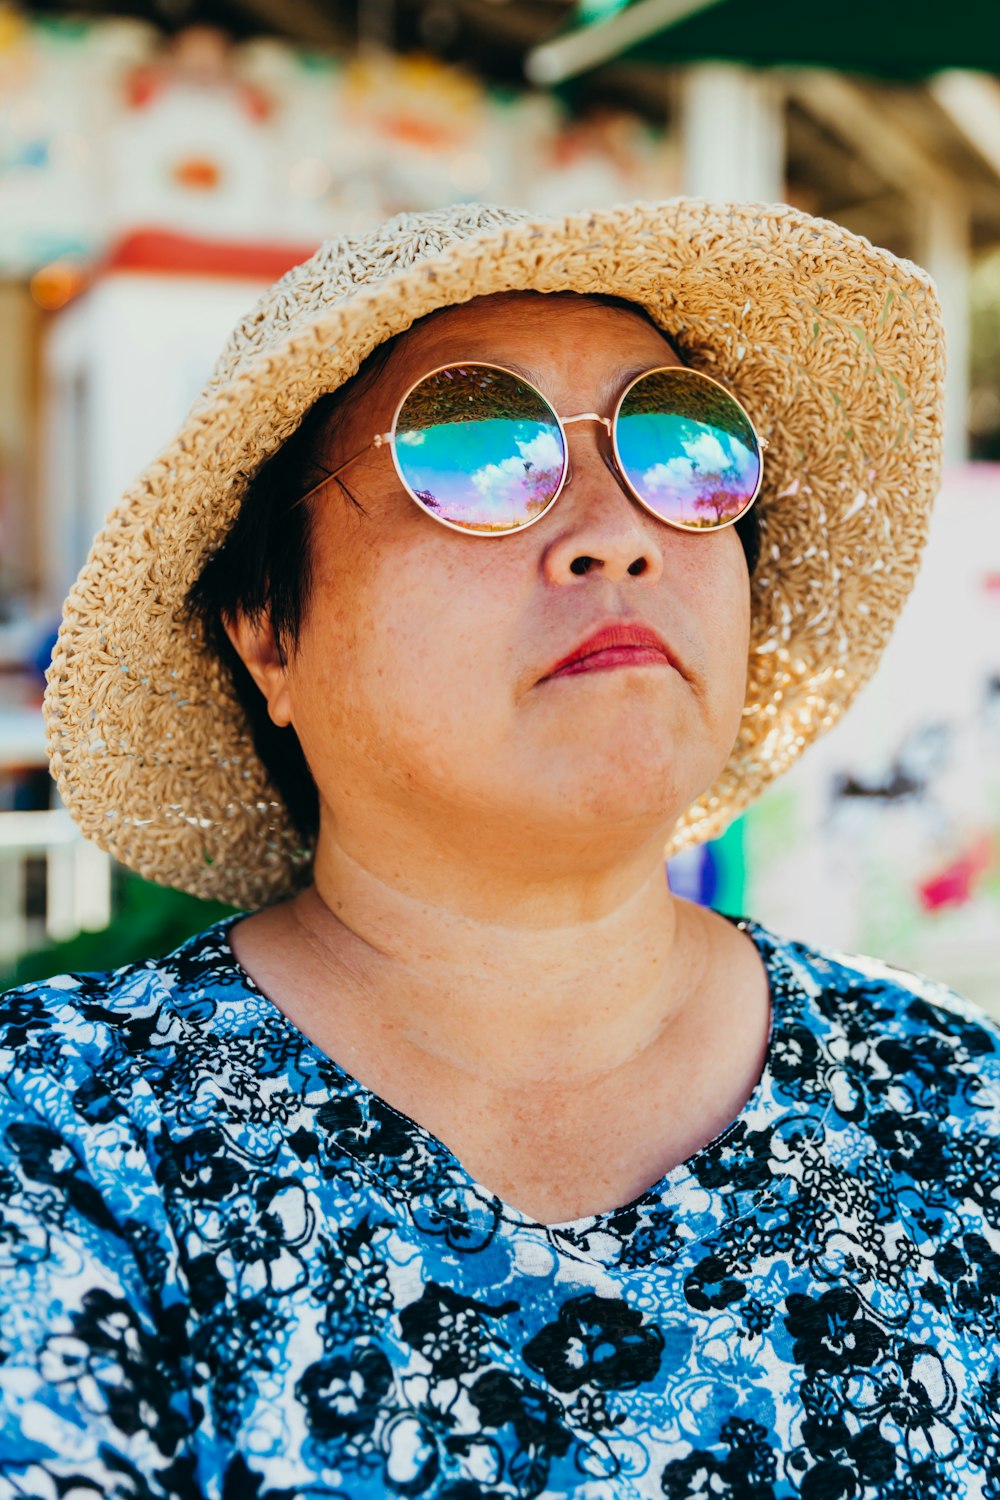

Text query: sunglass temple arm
(290, 432), (393, 510)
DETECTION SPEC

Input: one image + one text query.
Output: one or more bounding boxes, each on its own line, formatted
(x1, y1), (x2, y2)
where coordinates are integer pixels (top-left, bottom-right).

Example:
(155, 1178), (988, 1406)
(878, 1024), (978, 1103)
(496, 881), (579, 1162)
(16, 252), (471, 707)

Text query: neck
(296, 830), (707, 1089)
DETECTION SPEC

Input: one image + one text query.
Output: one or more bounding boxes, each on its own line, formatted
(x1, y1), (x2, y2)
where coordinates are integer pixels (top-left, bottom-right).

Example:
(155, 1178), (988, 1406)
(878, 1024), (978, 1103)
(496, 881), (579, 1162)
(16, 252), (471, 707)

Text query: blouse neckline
(176, 909), (834, 1268)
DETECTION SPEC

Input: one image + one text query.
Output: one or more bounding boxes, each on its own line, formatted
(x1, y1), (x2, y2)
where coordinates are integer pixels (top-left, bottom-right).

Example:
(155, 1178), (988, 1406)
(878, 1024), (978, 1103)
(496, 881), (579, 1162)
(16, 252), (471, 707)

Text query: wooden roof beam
(229, 0), (348, 49)
(783, 69), (955, 202)
(930, 71), (1000, 185)
(525, 0), (724, 85)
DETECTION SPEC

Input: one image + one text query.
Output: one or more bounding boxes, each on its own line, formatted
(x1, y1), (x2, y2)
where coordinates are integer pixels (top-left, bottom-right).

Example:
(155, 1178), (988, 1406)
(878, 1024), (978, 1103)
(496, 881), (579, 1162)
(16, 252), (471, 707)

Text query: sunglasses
(297, 361), (766, 537)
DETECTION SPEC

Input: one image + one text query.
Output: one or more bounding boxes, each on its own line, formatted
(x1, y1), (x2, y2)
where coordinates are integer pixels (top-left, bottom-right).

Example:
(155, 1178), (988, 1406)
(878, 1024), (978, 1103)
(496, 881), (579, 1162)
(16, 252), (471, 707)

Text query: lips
(541, 622), (677, 682)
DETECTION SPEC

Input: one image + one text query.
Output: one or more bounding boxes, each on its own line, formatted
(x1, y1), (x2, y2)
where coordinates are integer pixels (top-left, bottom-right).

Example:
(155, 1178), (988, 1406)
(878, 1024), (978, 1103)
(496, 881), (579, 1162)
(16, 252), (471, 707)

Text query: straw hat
(43, 200), (945, 909)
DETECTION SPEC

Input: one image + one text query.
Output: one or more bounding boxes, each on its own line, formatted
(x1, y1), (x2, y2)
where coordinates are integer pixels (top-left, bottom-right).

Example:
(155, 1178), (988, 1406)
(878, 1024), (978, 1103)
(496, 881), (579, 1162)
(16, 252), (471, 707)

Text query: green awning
(526, 0), (1000, 84)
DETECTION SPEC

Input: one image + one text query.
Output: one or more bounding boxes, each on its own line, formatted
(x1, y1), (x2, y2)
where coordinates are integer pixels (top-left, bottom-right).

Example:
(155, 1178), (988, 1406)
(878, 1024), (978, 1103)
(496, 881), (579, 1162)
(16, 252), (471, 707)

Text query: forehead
(384, 291), (681, 379)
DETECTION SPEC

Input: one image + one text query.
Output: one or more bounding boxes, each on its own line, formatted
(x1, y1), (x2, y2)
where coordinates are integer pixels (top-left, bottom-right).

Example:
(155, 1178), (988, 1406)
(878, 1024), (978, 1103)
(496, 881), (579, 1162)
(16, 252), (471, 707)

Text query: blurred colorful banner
(672, 464), (1000, 1010)
(0, 10), (678, 277)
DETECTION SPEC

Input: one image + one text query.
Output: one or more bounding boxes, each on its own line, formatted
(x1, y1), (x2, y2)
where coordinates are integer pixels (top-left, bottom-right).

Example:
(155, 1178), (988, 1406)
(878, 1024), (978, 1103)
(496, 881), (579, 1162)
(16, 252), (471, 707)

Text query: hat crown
(202, 202), (536, 398)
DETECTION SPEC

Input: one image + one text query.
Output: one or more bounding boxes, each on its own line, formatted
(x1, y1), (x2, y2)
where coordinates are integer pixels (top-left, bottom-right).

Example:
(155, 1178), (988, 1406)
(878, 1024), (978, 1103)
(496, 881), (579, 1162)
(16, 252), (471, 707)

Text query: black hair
(186, 293), (760, 842)
(186, 335), (401, 844)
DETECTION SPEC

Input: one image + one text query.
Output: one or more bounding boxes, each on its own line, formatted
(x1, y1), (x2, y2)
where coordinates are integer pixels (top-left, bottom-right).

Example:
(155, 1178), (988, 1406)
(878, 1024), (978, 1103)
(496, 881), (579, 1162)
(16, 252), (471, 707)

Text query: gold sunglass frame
(294, 361), (767, 537)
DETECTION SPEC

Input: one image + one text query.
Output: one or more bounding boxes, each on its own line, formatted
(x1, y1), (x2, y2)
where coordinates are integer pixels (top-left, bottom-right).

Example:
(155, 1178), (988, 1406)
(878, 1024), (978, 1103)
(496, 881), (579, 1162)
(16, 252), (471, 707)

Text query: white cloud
(469, 429), (563, 509)
(471, 454), (533, 506)
(516, 428), (563, 471)
(640, 430), (755, 501)
(641, 457), (703, 501)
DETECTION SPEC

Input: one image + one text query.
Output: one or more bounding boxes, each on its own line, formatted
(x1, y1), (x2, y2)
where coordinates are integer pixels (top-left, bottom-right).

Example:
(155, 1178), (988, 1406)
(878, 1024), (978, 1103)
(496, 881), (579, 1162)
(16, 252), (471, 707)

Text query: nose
(540, 421), (665, 586)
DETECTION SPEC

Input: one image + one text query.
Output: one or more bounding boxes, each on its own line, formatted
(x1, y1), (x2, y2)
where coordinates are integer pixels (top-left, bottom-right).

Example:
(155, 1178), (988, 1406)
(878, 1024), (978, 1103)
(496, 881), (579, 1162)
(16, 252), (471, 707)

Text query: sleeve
(0, 980), (202, 1500)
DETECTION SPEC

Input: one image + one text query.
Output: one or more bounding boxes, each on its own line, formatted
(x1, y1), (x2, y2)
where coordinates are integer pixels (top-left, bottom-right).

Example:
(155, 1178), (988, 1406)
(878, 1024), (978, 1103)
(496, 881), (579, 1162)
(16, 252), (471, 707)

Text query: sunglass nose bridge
(561, 413), (613, 434)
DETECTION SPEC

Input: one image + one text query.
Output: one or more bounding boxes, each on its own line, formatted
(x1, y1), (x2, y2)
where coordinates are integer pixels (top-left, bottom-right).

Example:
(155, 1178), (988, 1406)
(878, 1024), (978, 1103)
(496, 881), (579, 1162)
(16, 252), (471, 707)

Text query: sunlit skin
(225, 292), (770, 1226)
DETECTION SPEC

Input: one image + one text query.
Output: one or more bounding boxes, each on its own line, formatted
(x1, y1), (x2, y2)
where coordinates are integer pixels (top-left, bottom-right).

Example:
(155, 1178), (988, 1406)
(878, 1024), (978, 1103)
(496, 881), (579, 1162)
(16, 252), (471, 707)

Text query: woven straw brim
(44, 199), (944, 908)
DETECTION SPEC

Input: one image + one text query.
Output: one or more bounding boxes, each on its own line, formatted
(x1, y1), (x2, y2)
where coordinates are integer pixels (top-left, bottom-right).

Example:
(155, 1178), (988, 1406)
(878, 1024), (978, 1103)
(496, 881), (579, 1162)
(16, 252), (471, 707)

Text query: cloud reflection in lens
(394, 366), (566, 533)
(615, 368), (761, 528)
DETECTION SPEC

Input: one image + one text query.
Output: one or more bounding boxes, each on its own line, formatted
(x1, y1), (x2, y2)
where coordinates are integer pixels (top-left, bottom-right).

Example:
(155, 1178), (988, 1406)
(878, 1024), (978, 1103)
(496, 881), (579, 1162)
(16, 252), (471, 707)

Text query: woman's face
(258, 293), (751, 870)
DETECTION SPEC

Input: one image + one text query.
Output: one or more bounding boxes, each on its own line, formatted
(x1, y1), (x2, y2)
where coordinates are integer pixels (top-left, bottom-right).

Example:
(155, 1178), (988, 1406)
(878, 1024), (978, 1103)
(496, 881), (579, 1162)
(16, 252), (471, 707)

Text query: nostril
(628, 558), (647, 576)
(570, 556), (600, 575)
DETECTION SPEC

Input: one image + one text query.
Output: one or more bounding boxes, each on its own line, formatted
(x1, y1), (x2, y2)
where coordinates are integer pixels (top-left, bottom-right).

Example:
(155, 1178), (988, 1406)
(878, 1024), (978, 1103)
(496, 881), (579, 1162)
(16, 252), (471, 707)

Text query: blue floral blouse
(1, 912), (999, 1499)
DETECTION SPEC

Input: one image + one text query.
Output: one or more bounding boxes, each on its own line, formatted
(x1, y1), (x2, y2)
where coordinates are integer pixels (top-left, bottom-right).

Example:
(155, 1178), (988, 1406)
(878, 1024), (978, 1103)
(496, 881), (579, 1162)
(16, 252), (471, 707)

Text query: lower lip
(547, 646), (672, 679)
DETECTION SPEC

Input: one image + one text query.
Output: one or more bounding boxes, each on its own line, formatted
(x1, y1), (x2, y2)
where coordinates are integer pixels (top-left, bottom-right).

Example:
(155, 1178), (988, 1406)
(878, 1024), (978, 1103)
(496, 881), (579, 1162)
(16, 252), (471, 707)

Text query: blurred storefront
(1, 1), (999, 1001)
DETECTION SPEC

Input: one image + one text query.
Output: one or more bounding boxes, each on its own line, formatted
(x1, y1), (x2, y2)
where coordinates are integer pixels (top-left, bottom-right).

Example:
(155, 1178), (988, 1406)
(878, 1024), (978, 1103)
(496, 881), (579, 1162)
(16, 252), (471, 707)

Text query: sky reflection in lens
(395, 366), (565, 532)
(616, 369), (761, 527)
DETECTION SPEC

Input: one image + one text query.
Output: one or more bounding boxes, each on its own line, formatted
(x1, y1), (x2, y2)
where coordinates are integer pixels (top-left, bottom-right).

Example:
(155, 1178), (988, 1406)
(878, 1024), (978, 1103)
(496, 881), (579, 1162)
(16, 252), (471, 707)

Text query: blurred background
(1, 0), (999, 1008)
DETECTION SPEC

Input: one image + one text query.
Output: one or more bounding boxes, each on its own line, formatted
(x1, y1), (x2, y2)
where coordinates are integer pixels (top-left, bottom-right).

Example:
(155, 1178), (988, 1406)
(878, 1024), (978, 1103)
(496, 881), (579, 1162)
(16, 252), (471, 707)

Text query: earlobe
(222, 611), (294, 729)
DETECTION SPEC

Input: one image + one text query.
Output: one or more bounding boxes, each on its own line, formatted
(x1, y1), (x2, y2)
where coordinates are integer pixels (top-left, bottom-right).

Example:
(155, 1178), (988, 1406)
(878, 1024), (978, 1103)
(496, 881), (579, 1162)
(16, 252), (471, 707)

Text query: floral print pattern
(1, 915), (999, 1498)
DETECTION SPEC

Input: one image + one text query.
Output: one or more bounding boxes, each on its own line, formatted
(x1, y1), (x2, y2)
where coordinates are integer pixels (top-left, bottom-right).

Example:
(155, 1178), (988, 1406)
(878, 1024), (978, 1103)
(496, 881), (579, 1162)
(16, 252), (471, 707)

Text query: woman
(3, 200), (998, 1498)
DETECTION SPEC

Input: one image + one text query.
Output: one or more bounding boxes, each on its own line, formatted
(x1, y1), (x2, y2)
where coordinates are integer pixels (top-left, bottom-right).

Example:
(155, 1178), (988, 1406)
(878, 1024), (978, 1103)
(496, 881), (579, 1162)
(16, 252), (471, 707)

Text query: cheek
(673, 533), (751, 714)
(285, 525), (515, 781)
(707, 551), (751, 723)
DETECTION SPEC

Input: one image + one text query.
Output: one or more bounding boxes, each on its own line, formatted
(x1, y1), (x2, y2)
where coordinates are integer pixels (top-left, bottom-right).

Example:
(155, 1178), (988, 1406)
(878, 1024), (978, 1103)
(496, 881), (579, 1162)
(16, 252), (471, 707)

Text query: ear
(222, 610), (294, 729)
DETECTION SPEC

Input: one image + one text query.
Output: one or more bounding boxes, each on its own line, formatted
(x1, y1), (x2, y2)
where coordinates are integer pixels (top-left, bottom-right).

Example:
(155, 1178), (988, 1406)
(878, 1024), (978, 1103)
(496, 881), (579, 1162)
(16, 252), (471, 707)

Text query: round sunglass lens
(615, 369), (761, 529)
(393, 365), (565, 534)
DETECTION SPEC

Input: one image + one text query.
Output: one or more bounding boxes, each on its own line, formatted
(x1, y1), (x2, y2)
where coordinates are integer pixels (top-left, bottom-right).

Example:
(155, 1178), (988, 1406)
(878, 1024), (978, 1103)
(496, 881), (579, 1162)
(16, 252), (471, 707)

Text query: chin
(531, 755), (692, 830)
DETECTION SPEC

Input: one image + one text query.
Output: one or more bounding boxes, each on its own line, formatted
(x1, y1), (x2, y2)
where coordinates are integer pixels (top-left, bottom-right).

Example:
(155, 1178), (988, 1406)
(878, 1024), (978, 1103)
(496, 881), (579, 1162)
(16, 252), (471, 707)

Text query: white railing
(0, 808), (113, 968)
(0, 698), (113, 971)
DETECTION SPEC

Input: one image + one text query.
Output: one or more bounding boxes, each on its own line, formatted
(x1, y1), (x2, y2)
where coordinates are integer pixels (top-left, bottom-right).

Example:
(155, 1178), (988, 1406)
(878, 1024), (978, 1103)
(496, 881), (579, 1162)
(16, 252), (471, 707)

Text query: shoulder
(745, 918), (1000, 1136)
(0, 915), (246, 1094)
(757, 920), (998, 1048)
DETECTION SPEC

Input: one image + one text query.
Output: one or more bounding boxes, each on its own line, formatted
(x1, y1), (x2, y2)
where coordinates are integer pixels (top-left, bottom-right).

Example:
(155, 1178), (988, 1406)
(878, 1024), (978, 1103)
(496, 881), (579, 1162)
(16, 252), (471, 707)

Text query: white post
(680, 63), (785, 203)
(46, 837), (112, 942)
(0, 859), (24, 969)
(914, 191), (971, 468)
(0, 810), (113, 952)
